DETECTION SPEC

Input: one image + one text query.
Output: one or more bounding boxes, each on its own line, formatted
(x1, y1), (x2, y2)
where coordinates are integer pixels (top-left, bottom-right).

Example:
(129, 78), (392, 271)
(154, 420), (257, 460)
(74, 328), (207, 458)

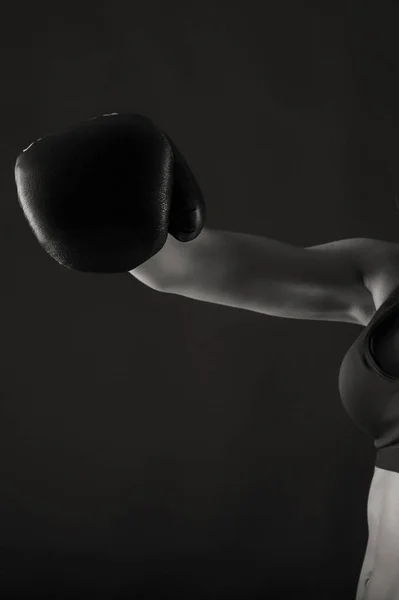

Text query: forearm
(130, 227), (249, 304)
(130, 227), (313, 314)
(129, 227), (369, 323)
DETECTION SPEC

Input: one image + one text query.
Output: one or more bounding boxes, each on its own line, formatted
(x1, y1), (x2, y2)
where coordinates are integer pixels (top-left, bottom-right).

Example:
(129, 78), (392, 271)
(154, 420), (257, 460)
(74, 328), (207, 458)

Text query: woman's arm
(130, 227), (379, 325)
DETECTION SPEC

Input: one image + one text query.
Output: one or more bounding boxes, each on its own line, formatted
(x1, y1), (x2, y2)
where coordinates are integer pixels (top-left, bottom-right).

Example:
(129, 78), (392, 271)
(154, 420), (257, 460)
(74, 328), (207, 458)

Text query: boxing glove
(14, 113), (205, 273)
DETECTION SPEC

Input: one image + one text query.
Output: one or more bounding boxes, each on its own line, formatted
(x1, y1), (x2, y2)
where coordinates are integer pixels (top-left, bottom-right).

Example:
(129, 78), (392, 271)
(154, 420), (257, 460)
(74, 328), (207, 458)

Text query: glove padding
(14, 113), (205, 273)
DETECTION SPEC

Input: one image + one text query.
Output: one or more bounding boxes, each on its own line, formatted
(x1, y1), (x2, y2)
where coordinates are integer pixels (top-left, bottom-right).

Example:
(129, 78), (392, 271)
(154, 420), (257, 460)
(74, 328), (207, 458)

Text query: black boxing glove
(14, 113), (205, 273)
(166, 135), (205, 243)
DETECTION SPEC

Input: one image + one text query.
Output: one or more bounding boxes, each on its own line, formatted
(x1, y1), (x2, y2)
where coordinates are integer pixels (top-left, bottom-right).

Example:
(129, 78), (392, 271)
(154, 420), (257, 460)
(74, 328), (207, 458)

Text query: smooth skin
(131, 228), (399, 600)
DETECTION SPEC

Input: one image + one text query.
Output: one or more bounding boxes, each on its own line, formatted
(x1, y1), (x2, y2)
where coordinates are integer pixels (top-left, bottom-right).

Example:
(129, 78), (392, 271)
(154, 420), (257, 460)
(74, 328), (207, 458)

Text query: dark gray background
(3, 2), (399, 598)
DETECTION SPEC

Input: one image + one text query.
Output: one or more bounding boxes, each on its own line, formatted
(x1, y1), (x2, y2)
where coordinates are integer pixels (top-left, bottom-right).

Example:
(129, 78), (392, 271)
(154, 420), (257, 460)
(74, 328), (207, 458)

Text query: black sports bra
(339, 285), (399, 473)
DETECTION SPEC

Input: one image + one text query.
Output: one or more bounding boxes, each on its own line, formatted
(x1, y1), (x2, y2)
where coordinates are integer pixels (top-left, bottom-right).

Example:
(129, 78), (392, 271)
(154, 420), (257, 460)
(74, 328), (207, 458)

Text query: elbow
(129, 268), (172, 293)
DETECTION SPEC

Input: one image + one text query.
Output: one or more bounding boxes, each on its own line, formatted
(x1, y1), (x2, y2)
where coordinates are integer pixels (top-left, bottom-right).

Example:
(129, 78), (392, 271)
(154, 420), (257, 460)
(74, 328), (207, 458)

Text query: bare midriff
(356, 466), (399, 600)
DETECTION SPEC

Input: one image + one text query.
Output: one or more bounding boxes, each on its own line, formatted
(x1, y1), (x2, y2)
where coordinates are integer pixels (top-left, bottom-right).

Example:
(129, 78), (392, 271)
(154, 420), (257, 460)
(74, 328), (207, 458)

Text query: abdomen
(356, 467), (399, 600)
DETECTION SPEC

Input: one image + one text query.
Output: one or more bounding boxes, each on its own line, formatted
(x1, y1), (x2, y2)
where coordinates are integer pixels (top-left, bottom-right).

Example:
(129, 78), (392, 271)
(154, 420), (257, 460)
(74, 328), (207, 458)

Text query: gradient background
(3, 2), (399, 598)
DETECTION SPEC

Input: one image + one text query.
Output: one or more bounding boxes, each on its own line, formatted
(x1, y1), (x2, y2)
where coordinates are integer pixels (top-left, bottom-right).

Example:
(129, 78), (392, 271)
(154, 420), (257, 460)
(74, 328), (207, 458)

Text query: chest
(369, 310), (399, 378)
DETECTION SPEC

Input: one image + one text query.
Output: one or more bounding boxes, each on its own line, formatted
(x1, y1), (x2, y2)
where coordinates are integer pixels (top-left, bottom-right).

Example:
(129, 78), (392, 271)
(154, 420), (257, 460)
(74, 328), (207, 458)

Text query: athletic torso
(356, 467), (399, 600)
(342, 258), (399, 600)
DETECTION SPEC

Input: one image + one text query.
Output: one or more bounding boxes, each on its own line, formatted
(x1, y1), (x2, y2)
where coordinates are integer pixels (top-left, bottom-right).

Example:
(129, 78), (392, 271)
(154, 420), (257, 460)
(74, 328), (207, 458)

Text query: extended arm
(130, 227), (379, 325)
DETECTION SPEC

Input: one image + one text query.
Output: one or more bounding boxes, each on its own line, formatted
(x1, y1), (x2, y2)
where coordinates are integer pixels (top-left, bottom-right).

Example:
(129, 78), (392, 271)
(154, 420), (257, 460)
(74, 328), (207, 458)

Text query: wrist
(130, 228), (208, 291)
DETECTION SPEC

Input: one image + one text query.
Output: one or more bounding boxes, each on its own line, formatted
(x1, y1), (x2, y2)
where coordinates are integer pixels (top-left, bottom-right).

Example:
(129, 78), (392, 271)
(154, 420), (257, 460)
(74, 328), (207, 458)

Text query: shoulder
(341, 237), (399, 322)
(356, 238), (399, 313)
(307, 237), (399, 326)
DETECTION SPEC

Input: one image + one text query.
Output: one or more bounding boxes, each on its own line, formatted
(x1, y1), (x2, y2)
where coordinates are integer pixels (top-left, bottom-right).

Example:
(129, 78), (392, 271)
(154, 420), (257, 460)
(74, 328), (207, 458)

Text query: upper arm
(132, 229), (379, 325)
(230, 236), (376, 325)
(301, 238), (377, 324)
